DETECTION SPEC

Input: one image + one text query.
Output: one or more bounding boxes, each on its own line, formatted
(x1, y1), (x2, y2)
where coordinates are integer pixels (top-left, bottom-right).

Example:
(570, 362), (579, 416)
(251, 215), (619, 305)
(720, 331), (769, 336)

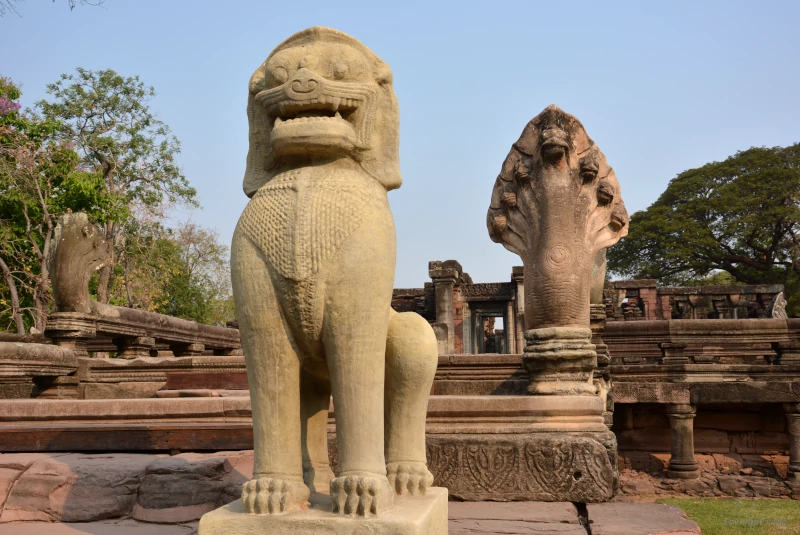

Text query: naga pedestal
(426, 394), (618, 502)
(199, 488), (448, 535)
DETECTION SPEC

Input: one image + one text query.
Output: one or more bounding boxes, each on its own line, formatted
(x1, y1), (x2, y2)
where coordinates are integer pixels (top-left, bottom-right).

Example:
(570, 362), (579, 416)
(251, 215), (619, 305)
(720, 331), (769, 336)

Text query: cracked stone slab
(0, 519), (197, 534)
(448, 501), (586, 534)
(588, 502), (701, 535)
(0, 453), (157, 523)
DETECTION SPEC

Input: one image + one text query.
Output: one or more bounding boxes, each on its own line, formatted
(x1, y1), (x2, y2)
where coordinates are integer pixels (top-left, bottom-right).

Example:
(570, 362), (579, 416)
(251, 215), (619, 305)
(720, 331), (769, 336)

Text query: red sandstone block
(712, 453), (743, 474)
(632, 407), (670, 429)
(617, 452), (669, 472)
(694, 411), (761, 432)
(695, 454), (716, 472)
(730, 432), (790, 454)
(693, 429), (730, 453)
(616, 429), (671, 452)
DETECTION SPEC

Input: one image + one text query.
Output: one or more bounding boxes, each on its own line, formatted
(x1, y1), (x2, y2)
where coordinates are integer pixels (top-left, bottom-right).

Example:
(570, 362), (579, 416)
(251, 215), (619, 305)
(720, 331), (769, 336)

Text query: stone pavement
(0, 501), (701, 535)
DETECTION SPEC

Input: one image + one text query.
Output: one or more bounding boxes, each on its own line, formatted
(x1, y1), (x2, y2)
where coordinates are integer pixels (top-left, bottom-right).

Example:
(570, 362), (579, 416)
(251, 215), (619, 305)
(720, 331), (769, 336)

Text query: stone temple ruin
(0, 24), (799, 534)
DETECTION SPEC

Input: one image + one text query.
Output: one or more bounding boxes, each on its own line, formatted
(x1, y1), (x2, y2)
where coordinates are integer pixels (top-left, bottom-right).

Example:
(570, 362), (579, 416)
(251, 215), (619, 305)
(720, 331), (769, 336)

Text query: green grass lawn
(657, 498), (800, 535)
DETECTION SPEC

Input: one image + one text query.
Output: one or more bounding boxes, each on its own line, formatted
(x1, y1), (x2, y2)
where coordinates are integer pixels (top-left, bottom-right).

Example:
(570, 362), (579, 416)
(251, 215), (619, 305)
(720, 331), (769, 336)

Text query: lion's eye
(273, 67), (289, 85)
(333, 62), (349, 80)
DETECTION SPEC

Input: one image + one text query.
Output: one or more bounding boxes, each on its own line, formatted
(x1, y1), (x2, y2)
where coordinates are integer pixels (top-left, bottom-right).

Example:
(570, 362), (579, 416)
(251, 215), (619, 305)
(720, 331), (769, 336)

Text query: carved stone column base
(523, 327), (597, 396)
(45, 312), (96, 358)
(666, 464), (701, 480)
(114, 336), (156, 359)
(198, 487), (448, 535)
(426, 431), (618, 502)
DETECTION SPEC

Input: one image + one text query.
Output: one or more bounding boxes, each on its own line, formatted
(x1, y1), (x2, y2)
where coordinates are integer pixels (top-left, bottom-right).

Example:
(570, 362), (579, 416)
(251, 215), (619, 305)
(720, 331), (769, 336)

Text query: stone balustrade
(605, 280), (785, 321)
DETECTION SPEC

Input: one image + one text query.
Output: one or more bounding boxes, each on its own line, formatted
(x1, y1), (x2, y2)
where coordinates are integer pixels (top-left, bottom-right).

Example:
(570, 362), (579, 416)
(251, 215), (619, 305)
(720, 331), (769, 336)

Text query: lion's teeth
(331, 97), (341, 111)
(274, 117), (283, 127)
(335, 111), (342, 120)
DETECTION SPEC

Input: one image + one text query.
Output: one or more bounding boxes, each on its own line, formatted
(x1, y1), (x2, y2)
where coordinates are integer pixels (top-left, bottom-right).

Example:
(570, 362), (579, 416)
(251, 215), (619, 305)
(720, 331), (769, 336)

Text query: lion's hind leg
(384, 310), (438, 495)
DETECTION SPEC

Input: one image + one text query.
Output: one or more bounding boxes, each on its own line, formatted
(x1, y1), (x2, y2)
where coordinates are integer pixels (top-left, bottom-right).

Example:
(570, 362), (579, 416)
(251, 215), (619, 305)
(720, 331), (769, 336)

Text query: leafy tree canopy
(608, 143), (800, 311)
(37, 68), (197, 303)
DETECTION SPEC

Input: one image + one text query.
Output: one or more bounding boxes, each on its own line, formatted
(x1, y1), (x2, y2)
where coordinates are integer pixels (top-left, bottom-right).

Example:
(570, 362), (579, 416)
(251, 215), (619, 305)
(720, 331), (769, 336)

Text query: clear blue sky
(3, 0), (799, 288)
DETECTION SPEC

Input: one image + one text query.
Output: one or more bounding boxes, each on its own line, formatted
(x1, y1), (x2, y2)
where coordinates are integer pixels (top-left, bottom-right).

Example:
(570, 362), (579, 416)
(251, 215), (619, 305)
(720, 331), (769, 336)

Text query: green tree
(0, 77), (114, 332)
(37, 68), (197, 305)
(111, 220), (234, 326)
(608, 143), (800, 312)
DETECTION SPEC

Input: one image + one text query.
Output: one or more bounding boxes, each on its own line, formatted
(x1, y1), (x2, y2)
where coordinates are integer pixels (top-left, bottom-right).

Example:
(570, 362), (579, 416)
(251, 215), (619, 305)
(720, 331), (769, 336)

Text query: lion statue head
(243, 26), (401, 197)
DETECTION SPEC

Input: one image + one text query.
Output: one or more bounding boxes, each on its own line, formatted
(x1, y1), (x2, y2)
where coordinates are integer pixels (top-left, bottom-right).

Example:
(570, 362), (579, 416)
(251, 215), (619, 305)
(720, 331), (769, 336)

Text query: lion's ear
(243, 90), (274, 197)
(374, 61), (393, 85)
(359, 83), (401, 191)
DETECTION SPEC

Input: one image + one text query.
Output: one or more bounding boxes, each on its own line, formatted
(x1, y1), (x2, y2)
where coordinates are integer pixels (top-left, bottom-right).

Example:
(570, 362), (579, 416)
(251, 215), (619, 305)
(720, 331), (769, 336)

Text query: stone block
(426, 432), (618, 502)
(621, 478), (656, 495)
(616, 429), (671, 452)
(631, 406), (669, 429)
(761, 409), (786, 432)
(617, 452), (668, 473)
(693, 429), (730, 453)
(717, 476), (746, 493)
(741, 454), (780, 475)
(712, 453), (743, 474)
(134, 452), (249, 522)
(0, 453), (65, 471)
(0, 520), (198, 535)
(771, 455), (790, 478)
(695, 454), (716, 472)
(730, 432), (790, 454)
(198, 487), (449, 535)
(0, 453), (155, 522)
(694, 411), (761, 431)
(447, 501), (578, 523)
(588, 502), (701, 535)
(80, 382), (166, 399)
(0, 467), (21, 512)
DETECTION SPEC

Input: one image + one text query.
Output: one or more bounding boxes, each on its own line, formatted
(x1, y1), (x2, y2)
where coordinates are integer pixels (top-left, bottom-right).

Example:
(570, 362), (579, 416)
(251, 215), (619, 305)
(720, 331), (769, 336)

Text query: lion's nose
(287, 68), (322, 99)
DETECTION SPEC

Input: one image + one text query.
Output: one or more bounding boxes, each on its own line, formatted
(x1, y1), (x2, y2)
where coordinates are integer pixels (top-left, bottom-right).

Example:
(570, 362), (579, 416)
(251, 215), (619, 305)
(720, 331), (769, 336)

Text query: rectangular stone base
(198, 487), (448, 535)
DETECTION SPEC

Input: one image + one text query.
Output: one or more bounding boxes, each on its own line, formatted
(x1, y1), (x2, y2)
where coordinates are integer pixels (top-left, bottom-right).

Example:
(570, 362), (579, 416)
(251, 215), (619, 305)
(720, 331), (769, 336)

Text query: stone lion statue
(231, 27), (438, 517)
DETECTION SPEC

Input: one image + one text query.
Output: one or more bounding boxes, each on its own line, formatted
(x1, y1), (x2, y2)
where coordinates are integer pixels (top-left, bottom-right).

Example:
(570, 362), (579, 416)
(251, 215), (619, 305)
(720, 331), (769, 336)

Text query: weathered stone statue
(201, 26), (446, 533)
(488, 105), (629, 396)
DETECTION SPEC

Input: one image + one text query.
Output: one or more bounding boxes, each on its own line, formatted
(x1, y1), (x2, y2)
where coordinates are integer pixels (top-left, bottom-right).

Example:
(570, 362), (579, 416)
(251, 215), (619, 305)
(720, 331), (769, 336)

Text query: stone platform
(0, 501), (701, 535)
(199, 487), (448, 535)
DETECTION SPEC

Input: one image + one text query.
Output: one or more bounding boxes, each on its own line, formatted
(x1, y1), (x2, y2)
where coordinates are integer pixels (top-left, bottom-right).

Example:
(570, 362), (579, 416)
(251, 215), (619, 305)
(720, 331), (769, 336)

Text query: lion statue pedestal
(199, 26), (447, 535)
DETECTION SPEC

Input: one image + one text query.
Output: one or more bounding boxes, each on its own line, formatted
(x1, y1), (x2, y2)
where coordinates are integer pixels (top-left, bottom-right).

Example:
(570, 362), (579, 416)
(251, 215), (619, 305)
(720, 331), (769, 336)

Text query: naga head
(243, 26), (401, 197)
(488, 105), (628, 330)
(49, 212), (107, 314)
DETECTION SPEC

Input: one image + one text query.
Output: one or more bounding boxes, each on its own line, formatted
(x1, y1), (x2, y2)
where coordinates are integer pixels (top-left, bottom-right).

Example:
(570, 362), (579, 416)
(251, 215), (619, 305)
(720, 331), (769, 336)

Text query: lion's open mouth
(267, 97), (359, 131)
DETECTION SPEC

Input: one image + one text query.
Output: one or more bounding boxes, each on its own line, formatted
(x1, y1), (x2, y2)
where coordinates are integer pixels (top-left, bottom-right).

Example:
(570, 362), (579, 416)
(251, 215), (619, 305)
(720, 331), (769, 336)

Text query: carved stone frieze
(460, 283), (515, 302)
(425, 433), (618, 502)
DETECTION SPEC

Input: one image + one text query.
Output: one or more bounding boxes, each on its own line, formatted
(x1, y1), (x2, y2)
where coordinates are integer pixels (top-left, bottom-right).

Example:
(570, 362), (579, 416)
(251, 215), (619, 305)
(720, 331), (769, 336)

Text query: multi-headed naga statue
(231, 27), (438, 517)
(488, 105), (629, 396)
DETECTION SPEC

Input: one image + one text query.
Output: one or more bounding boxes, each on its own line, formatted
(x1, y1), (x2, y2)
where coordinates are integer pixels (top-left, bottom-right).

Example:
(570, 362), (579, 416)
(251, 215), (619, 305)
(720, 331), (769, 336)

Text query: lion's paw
(241, 476), (309, 514)
(330, 472), (393, 516)
(386, 462), (434, 496)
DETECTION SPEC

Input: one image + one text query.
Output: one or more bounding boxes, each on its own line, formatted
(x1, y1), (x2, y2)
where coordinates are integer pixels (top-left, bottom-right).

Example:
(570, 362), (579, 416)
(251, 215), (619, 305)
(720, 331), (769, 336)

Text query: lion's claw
(386, 462), (434, 496)
(241, 476), (309, 514)
(330, 472), (393, 516)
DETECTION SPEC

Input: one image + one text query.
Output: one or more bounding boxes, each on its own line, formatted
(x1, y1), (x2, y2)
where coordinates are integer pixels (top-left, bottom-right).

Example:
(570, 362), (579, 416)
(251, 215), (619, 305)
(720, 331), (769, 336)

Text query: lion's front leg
(231, 230), (309, 514)
(322, 210), (396, 516)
